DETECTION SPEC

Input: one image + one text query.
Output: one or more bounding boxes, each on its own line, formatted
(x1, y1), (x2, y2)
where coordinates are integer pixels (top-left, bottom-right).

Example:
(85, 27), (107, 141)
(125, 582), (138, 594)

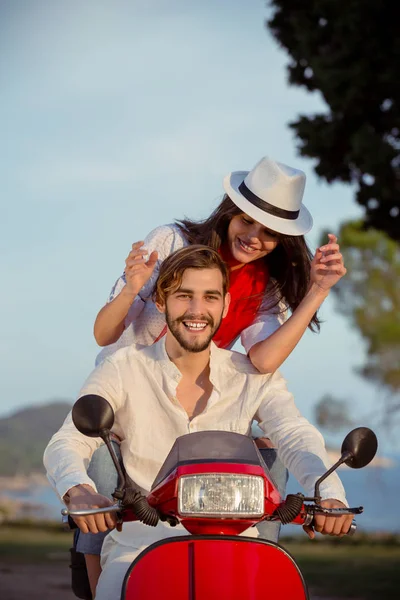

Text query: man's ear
(155, 298), (166, 314)
(222, 292), (231, 318)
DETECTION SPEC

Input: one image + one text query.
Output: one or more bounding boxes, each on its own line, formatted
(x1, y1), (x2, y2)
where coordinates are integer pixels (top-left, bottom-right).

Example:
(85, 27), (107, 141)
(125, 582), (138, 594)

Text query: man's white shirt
(44, 338), (347, 546)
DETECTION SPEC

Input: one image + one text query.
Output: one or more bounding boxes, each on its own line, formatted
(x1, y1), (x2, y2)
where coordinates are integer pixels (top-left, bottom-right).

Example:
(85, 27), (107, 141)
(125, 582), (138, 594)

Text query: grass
(0, 521), (72, 562)
(283, 537), (400, 599)
(0, 523), (399, 598)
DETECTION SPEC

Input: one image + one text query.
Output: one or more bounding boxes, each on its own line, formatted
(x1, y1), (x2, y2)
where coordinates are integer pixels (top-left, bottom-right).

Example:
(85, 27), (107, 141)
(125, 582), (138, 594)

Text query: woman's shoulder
(259, 280), (289, 317)
(144, 223), (188, 249)
(146, 222), (185, 238)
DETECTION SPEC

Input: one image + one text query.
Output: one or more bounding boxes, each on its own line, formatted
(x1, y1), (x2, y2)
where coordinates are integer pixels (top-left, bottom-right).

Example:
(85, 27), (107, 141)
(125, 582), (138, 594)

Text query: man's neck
(165, 333), (211, 382)
(165, 332), (213, 420)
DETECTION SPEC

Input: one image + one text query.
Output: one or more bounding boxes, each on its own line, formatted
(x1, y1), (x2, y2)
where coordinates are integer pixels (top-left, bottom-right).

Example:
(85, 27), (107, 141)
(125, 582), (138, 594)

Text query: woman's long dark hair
(176, 196), (320, 331)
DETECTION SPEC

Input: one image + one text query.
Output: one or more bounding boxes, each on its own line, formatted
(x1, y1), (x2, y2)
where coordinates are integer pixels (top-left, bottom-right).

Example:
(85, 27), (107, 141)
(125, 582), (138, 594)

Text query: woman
(76, 157), (346, 598)
(94, 156), (345, 370)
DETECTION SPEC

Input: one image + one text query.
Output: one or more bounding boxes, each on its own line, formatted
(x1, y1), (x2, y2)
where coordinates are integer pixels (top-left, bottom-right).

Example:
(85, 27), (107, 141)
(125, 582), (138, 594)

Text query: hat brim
(223, 170), (313, 236)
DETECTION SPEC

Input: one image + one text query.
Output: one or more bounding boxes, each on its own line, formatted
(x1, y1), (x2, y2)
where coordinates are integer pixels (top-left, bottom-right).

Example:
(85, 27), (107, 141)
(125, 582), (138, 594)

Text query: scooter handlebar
(301, 504), (361, 536)
(346, 521), (357, 536)
(61, 504), (358, 537)
(303, 514), (357, 536)
(61, 503), (122, 518)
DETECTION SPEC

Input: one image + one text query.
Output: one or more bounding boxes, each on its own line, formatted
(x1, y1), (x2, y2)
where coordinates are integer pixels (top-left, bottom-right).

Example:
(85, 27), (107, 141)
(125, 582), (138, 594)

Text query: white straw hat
(223, 157), (313, 236)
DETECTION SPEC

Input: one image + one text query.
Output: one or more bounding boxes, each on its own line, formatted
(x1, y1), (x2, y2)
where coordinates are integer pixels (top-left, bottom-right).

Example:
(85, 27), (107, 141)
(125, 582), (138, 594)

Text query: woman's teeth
(239, 239), (257, 253)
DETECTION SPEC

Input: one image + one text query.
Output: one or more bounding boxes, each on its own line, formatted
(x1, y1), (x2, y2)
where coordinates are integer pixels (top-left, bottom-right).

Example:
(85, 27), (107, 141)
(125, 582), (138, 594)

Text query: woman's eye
(242, 216), (253, 225)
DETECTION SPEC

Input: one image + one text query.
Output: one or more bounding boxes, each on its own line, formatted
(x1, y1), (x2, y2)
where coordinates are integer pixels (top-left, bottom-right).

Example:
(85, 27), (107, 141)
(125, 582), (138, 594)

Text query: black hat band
(238, 181), (300, 220)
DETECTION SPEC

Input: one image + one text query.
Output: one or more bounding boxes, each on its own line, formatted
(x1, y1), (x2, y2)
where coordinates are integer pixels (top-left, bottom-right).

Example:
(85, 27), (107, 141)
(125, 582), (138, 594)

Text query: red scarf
(212, 244), (269, 349)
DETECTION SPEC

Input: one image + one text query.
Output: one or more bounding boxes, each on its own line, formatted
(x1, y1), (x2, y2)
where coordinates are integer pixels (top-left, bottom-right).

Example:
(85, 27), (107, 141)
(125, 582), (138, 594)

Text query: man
(44, 245), (352, 600)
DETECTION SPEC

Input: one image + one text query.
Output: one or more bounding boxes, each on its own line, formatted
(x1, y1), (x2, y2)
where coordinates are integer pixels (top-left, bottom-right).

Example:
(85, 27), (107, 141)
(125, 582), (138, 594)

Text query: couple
(44, 244), (352, 600)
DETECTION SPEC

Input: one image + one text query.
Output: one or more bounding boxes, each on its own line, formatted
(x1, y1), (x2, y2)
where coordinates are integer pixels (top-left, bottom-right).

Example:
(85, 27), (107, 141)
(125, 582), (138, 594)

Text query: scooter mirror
(72, 394), (115, 438)
(341, 427), (378, 469)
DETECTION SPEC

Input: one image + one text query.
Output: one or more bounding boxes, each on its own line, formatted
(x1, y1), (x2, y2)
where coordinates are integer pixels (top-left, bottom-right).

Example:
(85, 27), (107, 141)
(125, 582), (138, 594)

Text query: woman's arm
(94, 285), (143, 346)
(248, 234), (346, 374)
(248, 283), (329, 373)
(94, 242), (158, 346)
(93, 224), (187, 347)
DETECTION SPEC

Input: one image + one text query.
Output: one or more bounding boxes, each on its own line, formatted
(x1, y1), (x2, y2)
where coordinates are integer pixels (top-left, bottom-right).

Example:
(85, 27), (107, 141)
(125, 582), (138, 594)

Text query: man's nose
(189, 297), (205, 314)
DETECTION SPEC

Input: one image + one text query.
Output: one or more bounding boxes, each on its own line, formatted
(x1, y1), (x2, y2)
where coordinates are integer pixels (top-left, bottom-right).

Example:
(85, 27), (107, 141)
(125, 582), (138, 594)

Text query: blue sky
(1, 1), (395, 450)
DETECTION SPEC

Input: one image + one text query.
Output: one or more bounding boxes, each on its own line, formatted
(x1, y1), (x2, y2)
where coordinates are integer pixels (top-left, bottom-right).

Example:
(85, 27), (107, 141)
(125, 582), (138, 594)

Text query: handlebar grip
(309, 517), (357, 536)
(346, 521), (357, 536)
(62, 514), (78, 530)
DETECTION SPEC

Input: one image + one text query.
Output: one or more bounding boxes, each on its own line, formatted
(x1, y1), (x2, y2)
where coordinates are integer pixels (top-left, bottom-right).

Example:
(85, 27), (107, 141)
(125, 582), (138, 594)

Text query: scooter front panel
(122, 535), (308, 600)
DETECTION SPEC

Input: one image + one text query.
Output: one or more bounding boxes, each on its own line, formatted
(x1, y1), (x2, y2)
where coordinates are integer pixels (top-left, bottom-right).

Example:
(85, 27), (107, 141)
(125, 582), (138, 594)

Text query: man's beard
(165, 311), (223, 353)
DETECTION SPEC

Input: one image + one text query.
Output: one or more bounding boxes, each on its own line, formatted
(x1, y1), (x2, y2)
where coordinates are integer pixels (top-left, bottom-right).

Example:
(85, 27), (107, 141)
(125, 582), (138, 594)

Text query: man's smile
(182, 320), (208, 332)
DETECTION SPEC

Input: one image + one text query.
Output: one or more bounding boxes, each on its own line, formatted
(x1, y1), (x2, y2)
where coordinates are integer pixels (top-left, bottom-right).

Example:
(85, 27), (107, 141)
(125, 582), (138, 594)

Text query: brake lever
(309, 506), (364, 516)
(61, 503), (123, 518)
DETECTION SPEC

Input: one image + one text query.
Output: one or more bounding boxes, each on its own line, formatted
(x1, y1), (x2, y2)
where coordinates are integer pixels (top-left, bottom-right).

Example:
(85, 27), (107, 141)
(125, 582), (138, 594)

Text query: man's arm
(45, 419), (118, 535)
(43, 357), (123, 504)
(255, 372), (352, 536)
(44, 357), (124, 533)
(43, 410), (104, 500)
(255, 371), (346, 502)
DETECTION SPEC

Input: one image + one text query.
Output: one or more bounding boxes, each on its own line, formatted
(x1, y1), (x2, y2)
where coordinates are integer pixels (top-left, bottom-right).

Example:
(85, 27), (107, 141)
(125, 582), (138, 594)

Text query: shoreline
(0, 471), (49, 491)
(0, 451), (396, 494)
(0, 451), (395, 492)
(326, 450), (396, 469)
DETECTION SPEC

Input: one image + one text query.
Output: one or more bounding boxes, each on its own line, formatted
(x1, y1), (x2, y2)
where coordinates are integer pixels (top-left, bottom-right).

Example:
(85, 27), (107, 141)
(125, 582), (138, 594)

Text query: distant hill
(0, 401), (72, 476)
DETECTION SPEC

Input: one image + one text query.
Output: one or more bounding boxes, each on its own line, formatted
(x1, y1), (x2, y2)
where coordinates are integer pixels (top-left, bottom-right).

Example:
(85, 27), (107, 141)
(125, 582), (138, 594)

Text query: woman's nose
(248, 227), (261, 241)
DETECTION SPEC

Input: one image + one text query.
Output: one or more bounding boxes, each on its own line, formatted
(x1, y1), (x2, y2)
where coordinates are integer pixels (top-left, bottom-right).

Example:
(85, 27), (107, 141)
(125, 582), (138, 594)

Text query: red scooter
(64, 394), (378, 600)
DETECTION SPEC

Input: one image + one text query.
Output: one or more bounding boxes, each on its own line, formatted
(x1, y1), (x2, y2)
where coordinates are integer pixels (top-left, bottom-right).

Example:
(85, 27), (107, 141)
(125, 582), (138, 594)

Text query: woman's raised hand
(310, 233), (347, 292)
(124, 241), (158, 296)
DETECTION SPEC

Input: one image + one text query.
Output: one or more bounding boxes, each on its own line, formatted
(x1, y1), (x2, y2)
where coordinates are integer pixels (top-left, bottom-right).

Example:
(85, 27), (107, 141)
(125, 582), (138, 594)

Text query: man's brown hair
(154, 245), (229, 305)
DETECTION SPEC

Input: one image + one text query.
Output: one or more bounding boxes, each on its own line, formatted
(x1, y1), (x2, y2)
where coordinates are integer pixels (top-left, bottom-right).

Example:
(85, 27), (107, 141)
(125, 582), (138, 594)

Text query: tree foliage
(321, 221), (400, 406)
(267, 0), (400, 240)
(315, 394), (353, 432)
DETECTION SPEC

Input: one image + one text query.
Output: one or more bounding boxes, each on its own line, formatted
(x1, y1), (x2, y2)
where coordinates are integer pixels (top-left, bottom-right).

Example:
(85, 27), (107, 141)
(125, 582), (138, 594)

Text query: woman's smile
(237, 237), (260, 254)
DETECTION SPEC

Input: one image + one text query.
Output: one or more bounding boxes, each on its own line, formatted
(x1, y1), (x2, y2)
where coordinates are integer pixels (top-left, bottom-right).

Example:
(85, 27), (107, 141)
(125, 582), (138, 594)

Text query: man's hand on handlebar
(303, 499), (354, 540)
(64, 484), (117, 534)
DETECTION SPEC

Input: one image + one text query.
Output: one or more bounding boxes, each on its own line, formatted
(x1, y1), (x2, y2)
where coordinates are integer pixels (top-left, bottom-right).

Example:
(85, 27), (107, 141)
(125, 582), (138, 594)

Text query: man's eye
(177, 294), (190, 299)
(205, 296), (218, 301)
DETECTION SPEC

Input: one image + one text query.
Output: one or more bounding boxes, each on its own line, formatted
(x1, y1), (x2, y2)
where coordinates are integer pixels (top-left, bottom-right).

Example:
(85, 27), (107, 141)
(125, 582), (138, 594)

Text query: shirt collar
(208, 342), (227, 392)
(148, 337), (182, 382)
(147, 337), (227, 392)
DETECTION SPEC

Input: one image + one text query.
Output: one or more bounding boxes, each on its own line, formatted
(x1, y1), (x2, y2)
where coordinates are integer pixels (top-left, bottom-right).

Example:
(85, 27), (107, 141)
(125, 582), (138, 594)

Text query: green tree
(322, 221), (400, 414)
(315, 394), (353, 432)
(267, 0), (400, 240)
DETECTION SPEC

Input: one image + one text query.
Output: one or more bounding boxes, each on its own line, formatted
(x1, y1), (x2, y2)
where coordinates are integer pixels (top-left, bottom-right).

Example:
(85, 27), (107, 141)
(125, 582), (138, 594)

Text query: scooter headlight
(178, 474), (264, 517)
